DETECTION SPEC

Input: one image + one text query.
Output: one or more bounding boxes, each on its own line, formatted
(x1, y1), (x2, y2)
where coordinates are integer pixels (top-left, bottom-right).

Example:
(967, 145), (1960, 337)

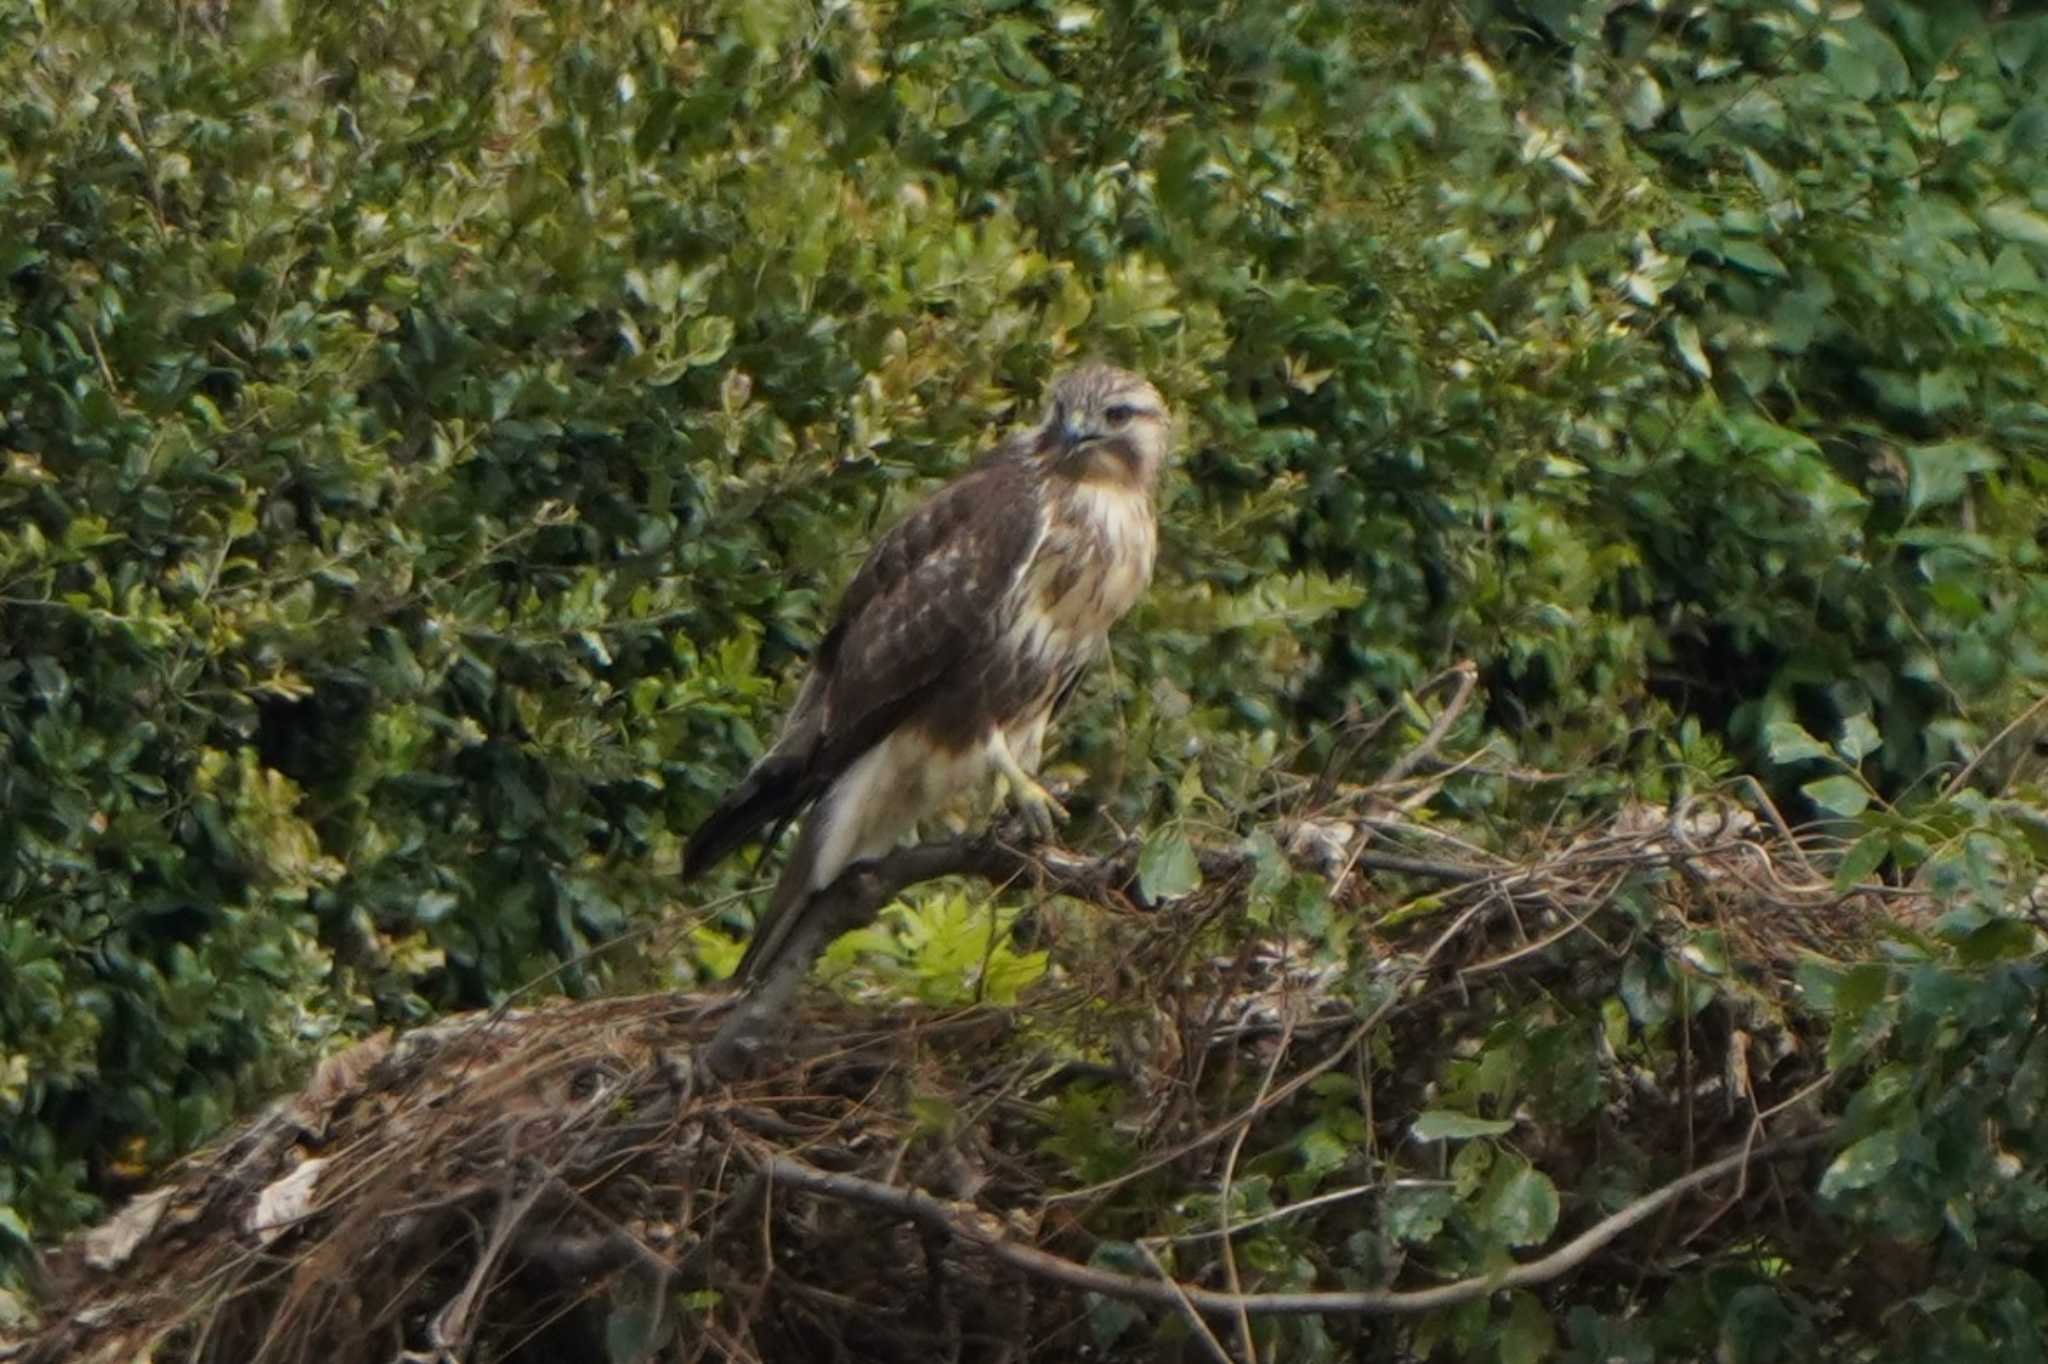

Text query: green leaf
(1826, 22), (1910, 99)
(1243, 828), (1291, 896)
(1819, 1129), (1902, 1197)
(1902, 440), (2001, 516)
(1623, 73), (1665, 130)
(1386, 1183), (1456, 1244)
(1412, 1110), (1514, 1141)
(185, 289), (238, 318)
(1137, 832), (1202, 902)
(1719, 239), (1788, 279)
(1833, 964), (1890, 1018)
(1680, 929), (1729, 976)
(1829, 964), (1894, 1068)
(1619, 955), (1672, 1028)
(1086, 1245), (1145, 1346)
(1669, 317), (1711, 379)
(1482, 1163), (1560, 1248)
(1825, 41), (1878, 99)
(1718, 1285), (1801, 1364)
(1796, 958), (1844, 1010)
(1802, 775), (1870, 818)
(1958, 918), (2040, 965)
(1298, 1124), (1352, 1179)
(415, 890), (459, 925)
(1833, 831), (1890, 891)
(605, 1303), (664, 1364)
(1449, 1143), (1494, 1202)
(1501, 1291), (1557, 1364)
(1836, 714), (1881, 764)
(1982, 202), (2048, 252)
(683, 315), (734, 367)
(1990, 244), (2043, 293)
(1766, 722), (1830, 765)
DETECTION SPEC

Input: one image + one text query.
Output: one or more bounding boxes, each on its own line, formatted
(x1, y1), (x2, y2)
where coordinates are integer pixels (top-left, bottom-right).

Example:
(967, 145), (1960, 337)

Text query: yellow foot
(1000, 770), (1068, 843)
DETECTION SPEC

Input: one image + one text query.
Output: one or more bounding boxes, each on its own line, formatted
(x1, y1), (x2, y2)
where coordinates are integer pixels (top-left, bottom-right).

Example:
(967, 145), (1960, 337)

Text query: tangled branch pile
(12, 740), (1907, 1363)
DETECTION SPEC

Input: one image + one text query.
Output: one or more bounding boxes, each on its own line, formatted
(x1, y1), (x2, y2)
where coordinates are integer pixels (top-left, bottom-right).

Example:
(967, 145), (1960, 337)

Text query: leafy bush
(5, 0), (2048, 1356)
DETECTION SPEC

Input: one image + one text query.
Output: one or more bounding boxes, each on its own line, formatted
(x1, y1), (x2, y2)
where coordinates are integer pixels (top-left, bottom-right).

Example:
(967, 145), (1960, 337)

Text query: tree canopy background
(6, 0), (2048, 1359)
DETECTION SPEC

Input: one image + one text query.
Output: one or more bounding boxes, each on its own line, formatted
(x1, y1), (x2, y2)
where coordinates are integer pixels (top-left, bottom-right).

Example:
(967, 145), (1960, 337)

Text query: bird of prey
(683, 363), (1170, 987)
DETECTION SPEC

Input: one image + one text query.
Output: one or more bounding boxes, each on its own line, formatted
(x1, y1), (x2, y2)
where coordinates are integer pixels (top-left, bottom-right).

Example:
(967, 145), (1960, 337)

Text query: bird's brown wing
(681, 448), (1043, 880)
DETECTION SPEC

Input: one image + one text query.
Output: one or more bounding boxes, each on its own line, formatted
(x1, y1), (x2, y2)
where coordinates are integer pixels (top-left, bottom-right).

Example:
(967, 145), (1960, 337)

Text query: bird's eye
(1104, 403), (1136, 425)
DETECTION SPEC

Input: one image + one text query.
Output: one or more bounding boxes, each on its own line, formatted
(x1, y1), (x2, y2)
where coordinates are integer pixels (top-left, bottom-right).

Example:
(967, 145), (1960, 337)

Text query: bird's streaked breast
(1007, 479), (1156, 685)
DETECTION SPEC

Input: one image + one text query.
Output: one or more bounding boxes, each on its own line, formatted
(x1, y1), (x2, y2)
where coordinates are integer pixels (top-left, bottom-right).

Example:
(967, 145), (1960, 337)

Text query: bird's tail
(682, 748), (812, 883)
(731, 802), (835, 984)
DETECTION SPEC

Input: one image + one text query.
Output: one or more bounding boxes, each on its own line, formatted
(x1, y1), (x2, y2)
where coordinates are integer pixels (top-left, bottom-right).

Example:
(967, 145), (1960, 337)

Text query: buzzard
(684, 364), (1170, 986)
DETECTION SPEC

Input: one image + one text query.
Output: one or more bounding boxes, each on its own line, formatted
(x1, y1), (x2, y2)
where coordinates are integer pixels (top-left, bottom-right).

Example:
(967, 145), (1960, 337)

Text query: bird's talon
(1010, 777), (1067, 843)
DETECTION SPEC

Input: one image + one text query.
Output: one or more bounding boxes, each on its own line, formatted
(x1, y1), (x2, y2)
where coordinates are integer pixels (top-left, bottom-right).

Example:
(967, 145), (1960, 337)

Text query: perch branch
(758, 1125), (1834, 1319)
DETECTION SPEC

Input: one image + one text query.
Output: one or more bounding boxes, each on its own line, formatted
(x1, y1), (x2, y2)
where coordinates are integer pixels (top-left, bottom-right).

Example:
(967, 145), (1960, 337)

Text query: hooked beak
(1039, 415), (1095, 457)
(1057, 417), (1100, 454)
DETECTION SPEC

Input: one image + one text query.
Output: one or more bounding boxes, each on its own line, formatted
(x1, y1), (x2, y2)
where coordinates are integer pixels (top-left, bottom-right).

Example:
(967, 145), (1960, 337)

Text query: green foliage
(823, 890), (1049, 1004)
(6, 0), (2048, 1358)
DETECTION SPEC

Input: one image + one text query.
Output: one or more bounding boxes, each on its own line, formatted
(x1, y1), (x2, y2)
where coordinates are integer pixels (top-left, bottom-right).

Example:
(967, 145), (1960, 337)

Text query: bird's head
(1035, 363), (1170, 490)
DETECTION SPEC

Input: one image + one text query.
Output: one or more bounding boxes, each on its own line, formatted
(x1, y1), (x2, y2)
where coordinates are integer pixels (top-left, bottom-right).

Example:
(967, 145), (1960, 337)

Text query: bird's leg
(990, 730), (1067, 842)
